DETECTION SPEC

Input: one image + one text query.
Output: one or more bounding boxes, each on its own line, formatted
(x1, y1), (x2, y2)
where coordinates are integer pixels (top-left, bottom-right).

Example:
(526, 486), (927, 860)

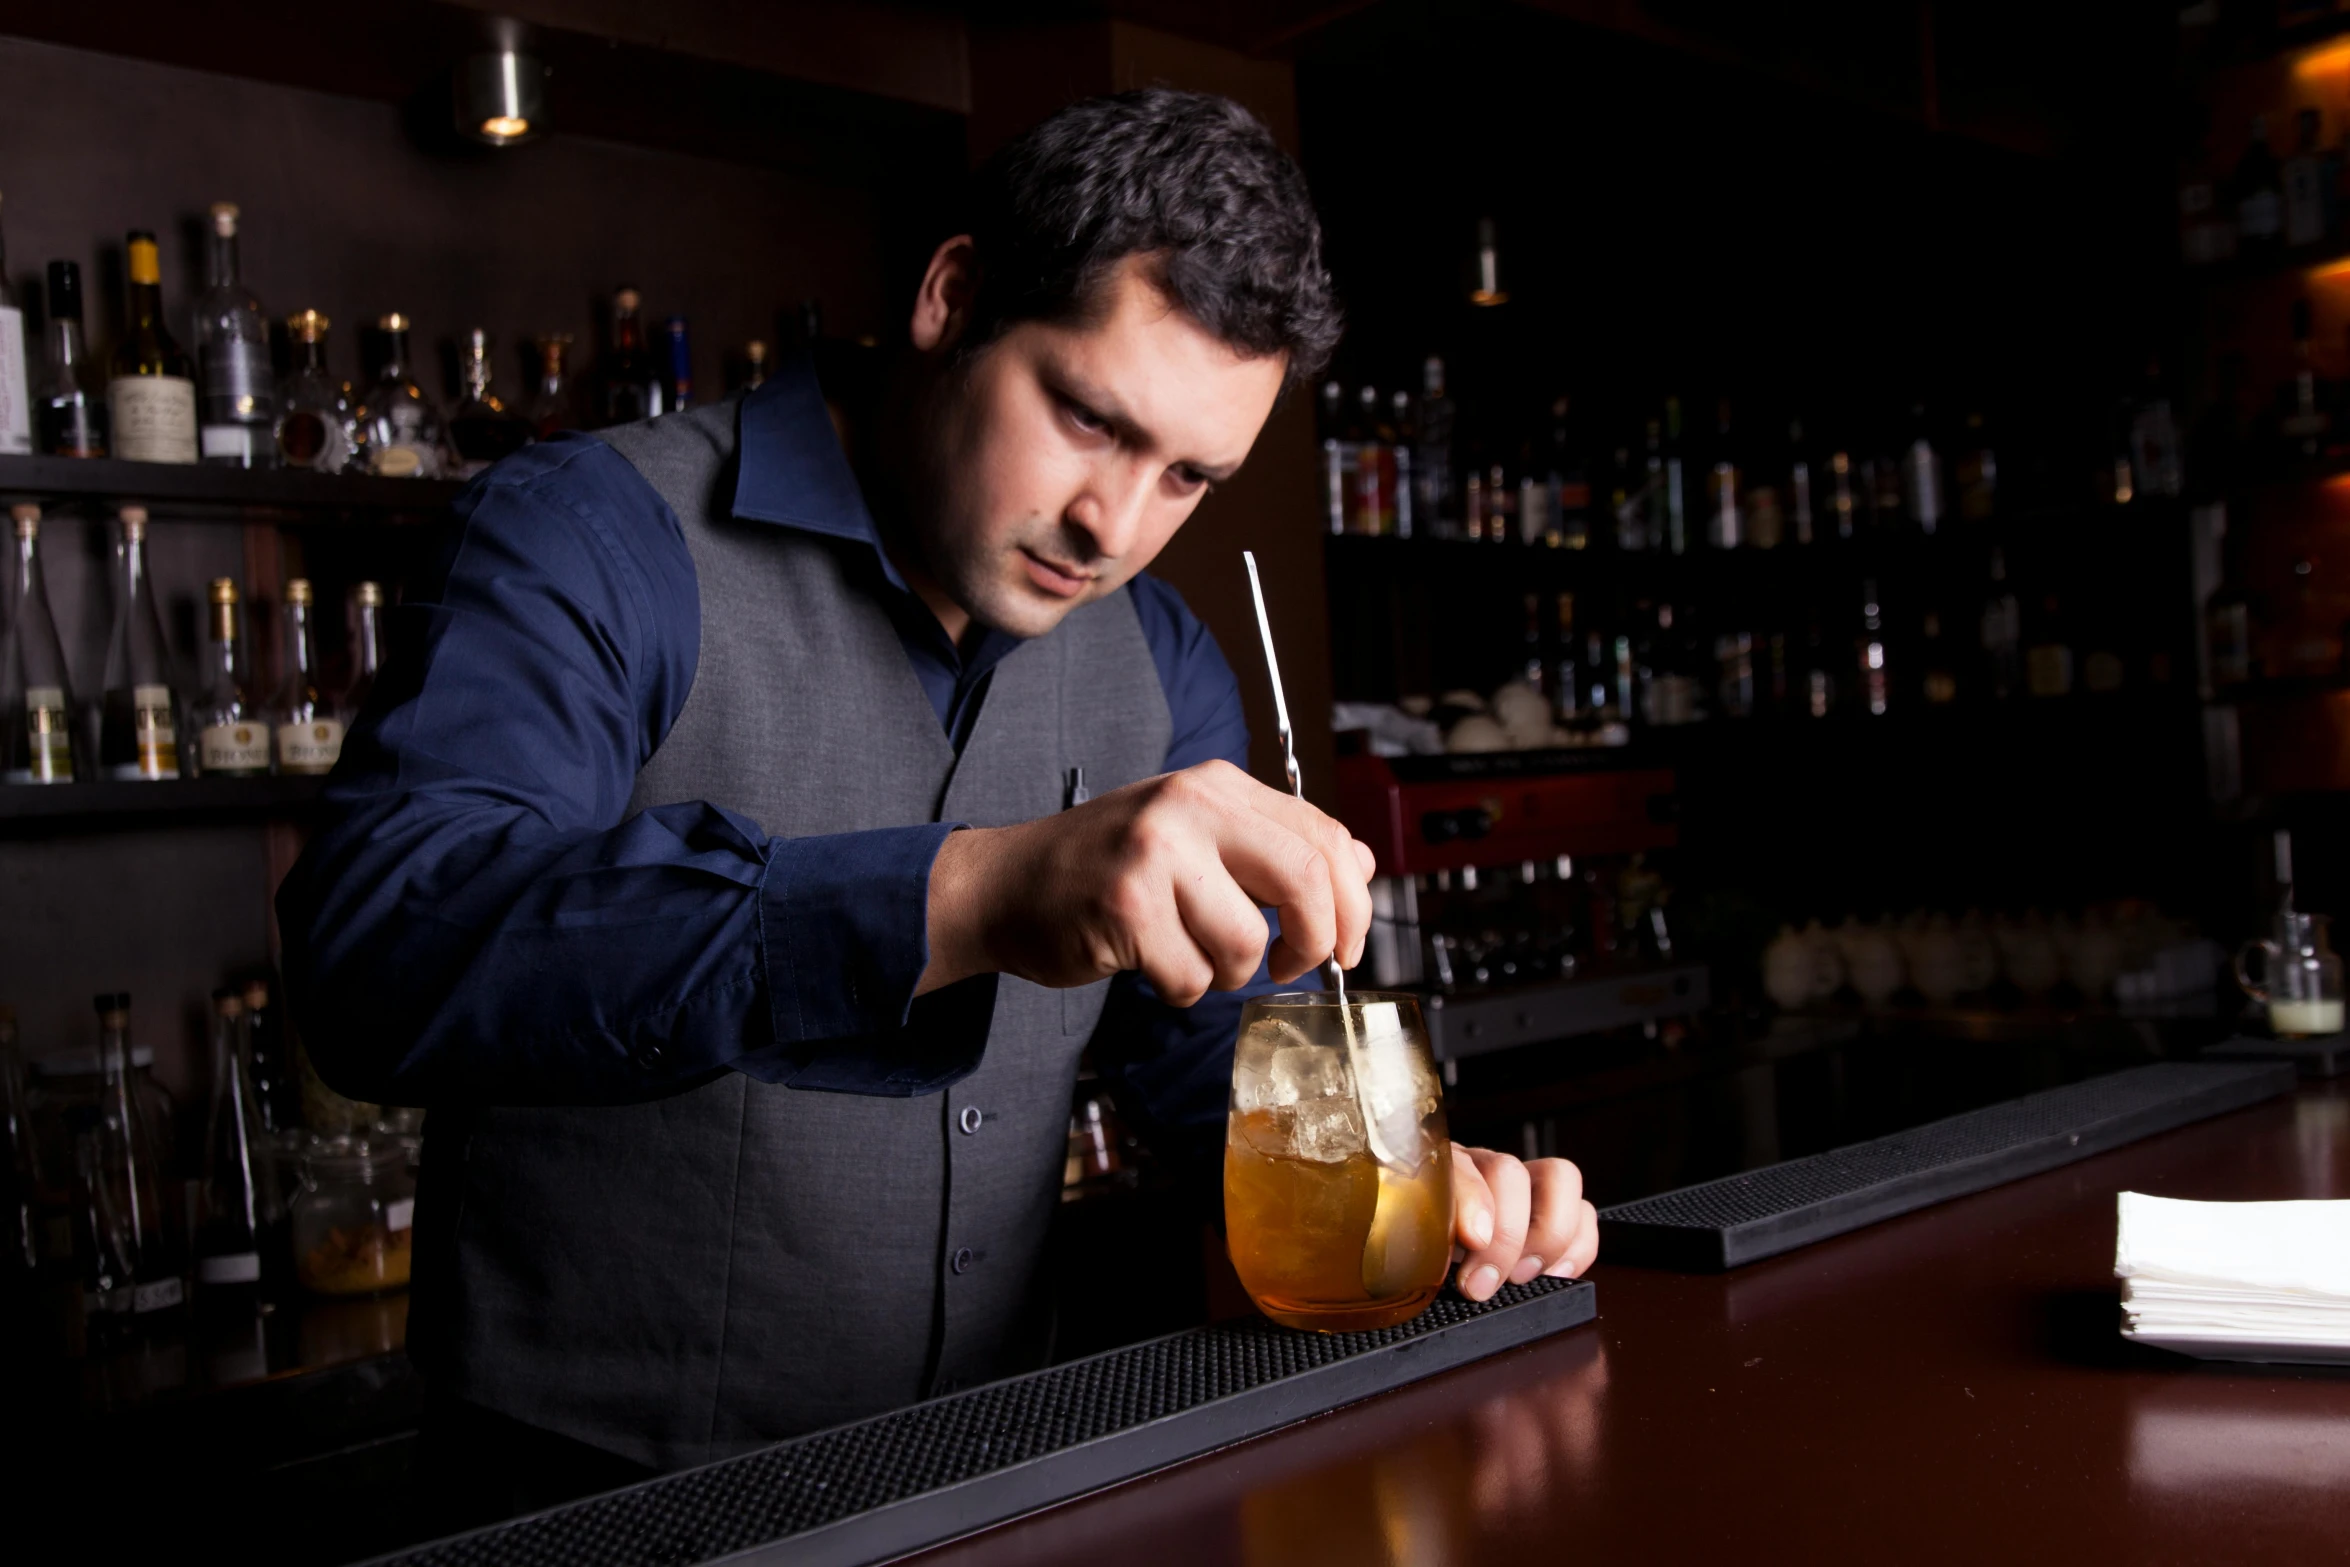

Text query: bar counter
(911, 1079), (2350, 1565)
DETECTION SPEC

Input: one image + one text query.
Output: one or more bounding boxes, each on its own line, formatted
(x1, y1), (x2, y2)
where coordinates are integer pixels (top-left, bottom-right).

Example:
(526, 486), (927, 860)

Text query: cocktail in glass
(1224, 991), (1454, 1331)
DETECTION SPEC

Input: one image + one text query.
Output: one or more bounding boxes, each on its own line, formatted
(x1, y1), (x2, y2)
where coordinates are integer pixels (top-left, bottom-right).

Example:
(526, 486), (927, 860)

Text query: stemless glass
(2236, 910), (2346, 1037)
(1225, 991), (1453, 1331)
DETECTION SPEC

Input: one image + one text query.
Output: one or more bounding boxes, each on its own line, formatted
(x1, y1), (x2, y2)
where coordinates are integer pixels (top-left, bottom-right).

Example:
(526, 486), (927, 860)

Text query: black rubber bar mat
(368, 1276), (1595, 1567)
(1598, 1060), (2296, 1271)
(2204, 1032), (2349, 1079)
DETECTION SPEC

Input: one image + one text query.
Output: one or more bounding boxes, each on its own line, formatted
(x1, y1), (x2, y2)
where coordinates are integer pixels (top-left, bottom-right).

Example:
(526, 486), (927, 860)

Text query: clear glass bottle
(5, 504), (76, 784)
(1980, 548), (2022, 700)
(0, 191), (28, 455)
(195, 988), (282, 1301)
(275, 309), (353, 473)
(592, 287), (664, 427)
(1857, 579), (1891, 716)
(351, 312), (445, 477)
(1901, 403), (1944, 534)
(196, 577), (269, 777)
(447, 329), (533, 478)
(528, 333), (577, 437)
(37, 259), (106, 457)
(242, 976), (301, 1138)
(1708, 399), (1742, 549)
(345, 581), (385, 718)
(271, 578), (342, 775)
(92, 993), (182, 1320)
(99, 507), (181, 780)
(663, 314), (694, 411)
(106, 230), (200, 464)
(195, 203), (279, 468)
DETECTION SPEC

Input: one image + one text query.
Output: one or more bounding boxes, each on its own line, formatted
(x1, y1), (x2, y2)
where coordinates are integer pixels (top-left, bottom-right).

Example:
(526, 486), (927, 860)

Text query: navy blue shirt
(277, 363), (1264, 1154)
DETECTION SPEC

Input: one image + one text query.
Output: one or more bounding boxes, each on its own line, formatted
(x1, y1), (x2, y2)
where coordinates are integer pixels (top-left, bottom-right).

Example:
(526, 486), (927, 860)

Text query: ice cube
(1233, 1017), (1356, 1113)
(1347, 1001), (1437, 1173)
(1286, 1097), (1368, 1164)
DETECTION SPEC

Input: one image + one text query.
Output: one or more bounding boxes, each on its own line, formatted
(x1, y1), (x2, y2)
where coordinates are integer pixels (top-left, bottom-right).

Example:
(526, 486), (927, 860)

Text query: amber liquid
(1225, 1107), (1452, 1332)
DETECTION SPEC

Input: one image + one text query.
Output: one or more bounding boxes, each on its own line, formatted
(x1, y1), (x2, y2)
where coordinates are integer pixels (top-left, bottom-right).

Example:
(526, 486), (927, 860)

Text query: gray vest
(411, 398), (1173, 1470)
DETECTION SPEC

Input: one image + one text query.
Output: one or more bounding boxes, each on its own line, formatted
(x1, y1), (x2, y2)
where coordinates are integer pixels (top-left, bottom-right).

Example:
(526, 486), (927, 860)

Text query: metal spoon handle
(1242, 550), (1348, 1006)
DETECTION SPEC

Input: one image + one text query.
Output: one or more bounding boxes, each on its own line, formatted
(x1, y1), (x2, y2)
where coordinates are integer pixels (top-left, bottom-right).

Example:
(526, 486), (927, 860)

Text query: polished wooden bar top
(915, 1081), (2350, 1565)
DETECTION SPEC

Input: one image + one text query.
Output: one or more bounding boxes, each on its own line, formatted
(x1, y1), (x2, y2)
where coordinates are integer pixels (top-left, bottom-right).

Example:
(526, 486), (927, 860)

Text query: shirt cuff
(738, 822), (997, 1096)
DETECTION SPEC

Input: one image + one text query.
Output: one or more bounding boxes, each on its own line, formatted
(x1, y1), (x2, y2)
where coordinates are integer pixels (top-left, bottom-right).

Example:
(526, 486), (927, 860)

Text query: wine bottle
(195, 203), (278, 468)
(99, 507), (181, 780)
(37, 260), (105, 457)
(107, 231), (199, 464)
(272, 579), (343, 775)
(4, 504), (76, 784)
(196, 577), (270, 777)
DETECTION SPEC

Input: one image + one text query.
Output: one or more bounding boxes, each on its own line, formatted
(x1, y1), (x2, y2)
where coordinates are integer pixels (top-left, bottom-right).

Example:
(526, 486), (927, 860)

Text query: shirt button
(951, 1246), (975, 1275)
(635, 1042), (665, 1070)
(958, 1106), (983, 1135)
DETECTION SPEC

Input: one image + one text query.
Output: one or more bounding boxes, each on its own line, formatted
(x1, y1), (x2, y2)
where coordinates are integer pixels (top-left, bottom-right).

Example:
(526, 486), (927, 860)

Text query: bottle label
(108, 375), (200, 463)
(386, 1197), (415, 1232)
(198, 1251), (261, 1284)
(201, 720), (272, 774)
(201, 339), (276, 418)
(373, 444), (425, 478)
(0, 304), (29, 454)
(12, 685), (73, 783)
(276, 717), (344, 773)
(132, 1276), (184, 1313)
(200, 424), (256, 462)
(117, 683), (180, 780)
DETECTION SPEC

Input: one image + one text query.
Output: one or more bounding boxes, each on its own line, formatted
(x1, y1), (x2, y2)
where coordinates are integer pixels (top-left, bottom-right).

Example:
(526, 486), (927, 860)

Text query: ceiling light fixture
(455, 49), (548, 146)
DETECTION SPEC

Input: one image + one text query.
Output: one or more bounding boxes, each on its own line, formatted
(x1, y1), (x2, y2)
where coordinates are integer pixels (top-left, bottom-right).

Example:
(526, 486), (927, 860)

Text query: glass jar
(289, 1137), (413, 1297)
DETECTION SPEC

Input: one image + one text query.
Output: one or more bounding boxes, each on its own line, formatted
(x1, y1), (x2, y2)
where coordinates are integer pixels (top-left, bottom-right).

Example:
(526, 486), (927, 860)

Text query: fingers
(1166, 858), (1273, 1004)
(1549, 1200), (1600, 1278)
(1189, 765), (1373, 975)
(1513, 1158), (1587, 1284)
(1452, 1145), (1532, 1303)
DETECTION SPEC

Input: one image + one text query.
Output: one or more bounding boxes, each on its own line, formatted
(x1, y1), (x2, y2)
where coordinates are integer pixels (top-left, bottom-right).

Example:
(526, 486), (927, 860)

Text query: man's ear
(909, 236), (979, 355)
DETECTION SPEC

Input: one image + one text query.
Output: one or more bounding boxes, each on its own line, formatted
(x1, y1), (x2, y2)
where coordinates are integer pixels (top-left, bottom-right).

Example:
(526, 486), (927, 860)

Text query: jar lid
(301, 1135), (409, 1179)
(31, 1045), (156, 1076)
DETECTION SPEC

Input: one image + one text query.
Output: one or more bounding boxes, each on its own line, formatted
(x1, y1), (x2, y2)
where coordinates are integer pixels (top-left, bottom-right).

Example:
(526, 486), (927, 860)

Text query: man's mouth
(1020, 549), (1094, 598)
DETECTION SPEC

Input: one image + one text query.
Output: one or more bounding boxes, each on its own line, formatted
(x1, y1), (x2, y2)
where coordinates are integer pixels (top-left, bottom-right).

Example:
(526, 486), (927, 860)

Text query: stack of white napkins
(2116, 1191), (2350, 1365)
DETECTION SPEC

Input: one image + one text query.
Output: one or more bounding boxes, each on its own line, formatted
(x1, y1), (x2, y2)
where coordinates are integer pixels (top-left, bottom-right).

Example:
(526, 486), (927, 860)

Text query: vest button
(958, 1105), (983, 1135)
(634, 1042), (664, 1070)
(951, 1246), (975, 1275)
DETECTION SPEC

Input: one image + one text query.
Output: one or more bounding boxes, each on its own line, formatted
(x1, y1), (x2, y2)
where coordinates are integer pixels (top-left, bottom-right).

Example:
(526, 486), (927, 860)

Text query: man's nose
(1066, 459), (1154, 561)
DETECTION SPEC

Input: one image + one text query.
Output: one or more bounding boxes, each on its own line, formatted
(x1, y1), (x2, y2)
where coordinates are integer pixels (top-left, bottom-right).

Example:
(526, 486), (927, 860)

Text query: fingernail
(1509, 1255), (1544, 1285)
(1468, 1265), (1500, 1299)
(1469, 1208), (1493, 1247)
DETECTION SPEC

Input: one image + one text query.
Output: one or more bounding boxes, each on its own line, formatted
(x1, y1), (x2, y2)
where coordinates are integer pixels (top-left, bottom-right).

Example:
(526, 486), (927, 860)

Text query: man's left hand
(1448, 1145), (1598, 1301)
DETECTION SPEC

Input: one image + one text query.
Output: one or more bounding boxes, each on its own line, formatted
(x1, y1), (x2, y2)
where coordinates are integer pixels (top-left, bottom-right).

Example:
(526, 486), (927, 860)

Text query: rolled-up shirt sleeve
(276, 435), (990, 1108)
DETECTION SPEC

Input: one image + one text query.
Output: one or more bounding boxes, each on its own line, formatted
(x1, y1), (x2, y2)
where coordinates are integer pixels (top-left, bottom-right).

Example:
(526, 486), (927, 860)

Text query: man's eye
(1169, 467), (1210, 495)
(1063, 402), (1107, 434)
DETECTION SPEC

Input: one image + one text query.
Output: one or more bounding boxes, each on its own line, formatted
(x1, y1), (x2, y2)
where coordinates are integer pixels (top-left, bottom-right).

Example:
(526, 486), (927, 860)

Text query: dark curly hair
(958, 89), (1342, 392)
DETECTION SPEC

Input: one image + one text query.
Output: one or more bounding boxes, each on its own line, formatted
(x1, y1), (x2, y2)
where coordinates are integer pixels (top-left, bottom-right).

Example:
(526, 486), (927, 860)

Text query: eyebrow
(1048, 367), (1244, 483)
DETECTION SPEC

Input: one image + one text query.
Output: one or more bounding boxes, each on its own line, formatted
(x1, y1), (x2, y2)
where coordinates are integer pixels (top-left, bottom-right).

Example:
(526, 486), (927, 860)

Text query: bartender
(280, 89), (1597, 1515)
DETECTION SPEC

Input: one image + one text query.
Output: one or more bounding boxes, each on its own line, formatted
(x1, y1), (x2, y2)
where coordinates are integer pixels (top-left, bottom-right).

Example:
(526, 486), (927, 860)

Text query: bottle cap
(242, 977), (271, 1007)
(46, 259), (82, 318)
(354, 581), (384, 607)
(126, 231), (161, 286)
(10, 502), (38, 537)
(288, 308), (329, 341)
(286, 578), (314, 605)
(378, 312), (411, 334)
(210, 202), (240, 236)
(209, 577), (240, 606)
(612, 287), (642, 312)
(118, 505), (149, 538)
(212, 987), (243, 1017)
(466, 327), (490, 356)
(745, 339), (768, 362)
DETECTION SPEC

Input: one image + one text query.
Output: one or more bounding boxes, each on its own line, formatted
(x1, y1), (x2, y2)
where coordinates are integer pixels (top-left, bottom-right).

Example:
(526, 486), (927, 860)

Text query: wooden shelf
(0, 774), (326, 829)
(0, 455), (465, 526)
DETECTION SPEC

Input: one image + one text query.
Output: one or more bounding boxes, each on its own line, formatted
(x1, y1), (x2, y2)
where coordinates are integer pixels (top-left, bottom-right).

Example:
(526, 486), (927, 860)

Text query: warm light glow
(1470, 289), (1510, 307)
(2312, 256), (2350, 286)
(2294, 40), (2350, 81)
(480, 115), (530, 140)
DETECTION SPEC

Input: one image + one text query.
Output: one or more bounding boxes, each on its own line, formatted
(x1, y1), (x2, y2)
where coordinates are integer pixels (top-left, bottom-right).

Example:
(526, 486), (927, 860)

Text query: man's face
(903, 252), (1288, 640)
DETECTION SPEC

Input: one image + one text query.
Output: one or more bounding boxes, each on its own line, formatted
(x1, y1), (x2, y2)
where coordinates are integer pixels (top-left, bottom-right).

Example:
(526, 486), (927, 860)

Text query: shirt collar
(730, 353), (908, 592)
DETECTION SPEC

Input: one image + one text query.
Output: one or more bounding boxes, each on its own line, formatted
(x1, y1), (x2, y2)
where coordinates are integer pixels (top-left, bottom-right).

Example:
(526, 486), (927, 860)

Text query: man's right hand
(919, 760), (1376, 1006)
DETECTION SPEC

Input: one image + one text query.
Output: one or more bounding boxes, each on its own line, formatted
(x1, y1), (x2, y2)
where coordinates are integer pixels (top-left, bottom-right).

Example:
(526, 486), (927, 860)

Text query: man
(281, 89), (1597, 1510)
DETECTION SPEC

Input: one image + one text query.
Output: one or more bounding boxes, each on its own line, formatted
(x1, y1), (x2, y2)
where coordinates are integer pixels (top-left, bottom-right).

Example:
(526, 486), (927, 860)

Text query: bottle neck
(379, 331), (410, 381)
(47, 315), (85, 371)
(209, 231), (241, 291)
(464, 356), (492, 401)
(298, 336), (329, 374)
(210, 606), (242, 680)
(286, 602), (318, 680)
(356, 605), (383, 676)
(612, 312), (643, 353)
(127, 279), (165, 332)
(98, 1018), (132, 1084)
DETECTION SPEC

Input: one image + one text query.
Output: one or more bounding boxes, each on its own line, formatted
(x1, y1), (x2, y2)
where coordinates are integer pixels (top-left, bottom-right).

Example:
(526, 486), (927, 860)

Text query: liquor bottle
(272, 578), (342, 775)
(742, 338), (770, 391)
(1389, 388), (1417, 539)
(195, 203), (278, 468)
(67, 1104), (132, 1320)
(91, 993), (182, 1320)
(2205, 547), (2256, 692)
(1553, 591), (1584, 720)
(1856, 578), (1890, 716)
(1919, 611), (1958, 704)
(2285, 108), (2330, 250)
(99, 507), (180, 781)
(663, 315), (694, 410)
(1546, 397), (1591, 550)
(1827, 447), (1859, 540)
(2025, 594), (2075, 698)
(1953, 412), (1997, 522)
(528, 333), (578, 438)
(275, 309), (353, 472)
(351, 313), (445, 477)
(1415, 357), (1456, 536)
(593, 287), (664, 427)
(1708, 399), (1742, 548)
(1800, 614), (1838, 718)
(0, 192), (27, 455)
(2176, 122), (2236, 267)
(107, 231), (200, 464)
(4, 504), (76, 784)
(1353, 384), (1391, 535)
(1517, 440), (1551, 547)
(448, 329), (533, 478)
(1979, 548), (2023, 699)
(2130, 358), (2184, 499)
(1744, 419), (1785, 550)
(242, 976), (300, 1136)
(1635, 419), (1666, 551)
(2232, 116), (2284, 264)
(1661, 396), (1689, 553)
(2279, 297), (2329, 467)
(1786, 418), (1815, 545)
(195, 988), (280, 1301)
(196, 578), (270, 777)
(1901, 403), (1944, 534)
(37, 260), (105, 456)
(1317, 378), (1348, 535)
(345, 581), (386, 717)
